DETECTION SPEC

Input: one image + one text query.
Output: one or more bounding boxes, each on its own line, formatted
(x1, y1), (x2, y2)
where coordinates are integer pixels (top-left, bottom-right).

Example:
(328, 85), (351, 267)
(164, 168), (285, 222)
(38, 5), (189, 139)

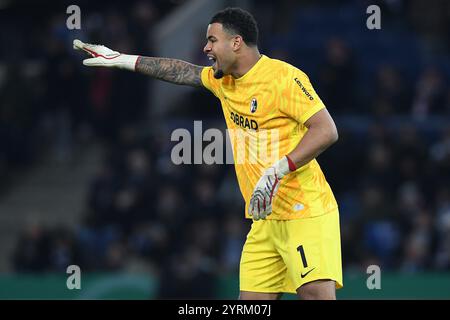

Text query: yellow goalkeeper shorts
(240, 208), (343, 294)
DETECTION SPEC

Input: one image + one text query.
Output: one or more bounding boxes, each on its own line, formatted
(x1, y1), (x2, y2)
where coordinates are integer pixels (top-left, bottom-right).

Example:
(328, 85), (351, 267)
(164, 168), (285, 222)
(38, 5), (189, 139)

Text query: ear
(232, 35), (244, 51)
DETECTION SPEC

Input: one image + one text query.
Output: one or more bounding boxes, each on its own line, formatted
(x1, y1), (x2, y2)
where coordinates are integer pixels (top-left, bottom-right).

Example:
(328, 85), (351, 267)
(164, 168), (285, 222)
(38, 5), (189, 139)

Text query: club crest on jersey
(250, 98), (258, 113)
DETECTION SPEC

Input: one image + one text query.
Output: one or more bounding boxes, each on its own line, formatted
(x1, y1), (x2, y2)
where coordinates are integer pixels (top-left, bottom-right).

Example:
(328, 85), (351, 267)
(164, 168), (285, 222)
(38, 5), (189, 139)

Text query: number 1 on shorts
(297, 245), (308, 268)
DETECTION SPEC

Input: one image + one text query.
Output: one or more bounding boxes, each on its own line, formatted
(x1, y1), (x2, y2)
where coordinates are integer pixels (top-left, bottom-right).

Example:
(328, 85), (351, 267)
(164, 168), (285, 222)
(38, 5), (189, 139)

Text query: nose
(203, 43), (211, 53)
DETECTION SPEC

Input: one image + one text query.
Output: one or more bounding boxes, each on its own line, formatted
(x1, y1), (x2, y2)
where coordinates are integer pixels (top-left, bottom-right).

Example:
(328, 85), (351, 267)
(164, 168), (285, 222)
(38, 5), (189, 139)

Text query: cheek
(222, 52), (236, 68)
(216, 43), (231, 57)
(219, 46), (233, 62)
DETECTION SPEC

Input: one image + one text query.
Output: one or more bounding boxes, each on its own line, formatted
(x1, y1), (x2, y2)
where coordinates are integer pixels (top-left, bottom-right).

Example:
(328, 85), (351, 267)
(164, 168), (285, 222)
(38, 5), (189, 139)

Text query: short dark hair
(210, 7), (259, 46)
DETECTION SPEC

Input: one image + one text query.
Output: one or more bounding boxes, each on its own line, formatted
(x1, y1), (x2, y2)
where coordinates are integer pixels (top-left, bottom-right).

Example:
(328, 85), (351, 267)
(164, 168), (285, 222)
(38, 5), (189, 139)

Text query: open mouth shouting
(208, 54), (217, 70)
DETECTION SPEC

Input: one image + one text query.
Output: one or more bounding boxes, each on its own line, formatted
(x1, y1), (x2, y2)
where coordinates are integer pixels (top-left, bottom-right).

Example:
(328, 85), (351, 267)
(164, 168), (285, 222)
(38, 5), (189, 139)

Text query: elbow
(330, 126), (339, 144)
(324, 125), (338, 148)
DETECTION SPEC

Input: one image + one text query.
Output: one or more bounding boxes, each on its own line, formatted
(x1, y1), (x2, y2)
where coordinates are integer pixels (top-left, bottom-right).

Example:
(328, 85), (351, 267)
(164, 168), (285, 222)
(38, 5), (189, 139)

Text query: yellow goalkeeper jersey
(201, 55), (338, 220)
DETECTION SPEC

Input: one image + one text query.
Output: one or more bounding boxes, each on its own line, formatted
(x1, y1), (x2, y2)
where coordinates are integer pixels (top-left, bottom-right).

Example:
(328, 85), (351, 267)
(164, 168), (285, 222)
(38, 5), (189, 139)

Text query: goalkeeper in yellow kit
(74, 7), (342, 300)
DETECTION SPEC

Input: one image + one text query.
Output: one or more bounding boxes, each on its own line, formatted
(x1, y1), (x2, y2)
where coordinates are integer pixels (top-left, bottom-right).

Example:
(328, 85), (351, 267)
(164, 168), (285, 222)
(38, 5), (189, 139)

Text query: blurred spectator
(129, 221), (169, 266)
(434, 187), (450, 269)
(12, 221), (50, 272)
(219, 211), (249, 274)
(361, 143), (397, 194)
(401, 209), (434, 272)
(411, 67), (448, 119)
(319, 37), (357, 113)
(157, 246), (216, 299)
(48, 227), (79, 272)
(104, 239), (128, 271)
(371, 65), (411, 115)
(430, 128), (450, 167)
(357, 183), (400, 268)
(407, 0), (450, 54)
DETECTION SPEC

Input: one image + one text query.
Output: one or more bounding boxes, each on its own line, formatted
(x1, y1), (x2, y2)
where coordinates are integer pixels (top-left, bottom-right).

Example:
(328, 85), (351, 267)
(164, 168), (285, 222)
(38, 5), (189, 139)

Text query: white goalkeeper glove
(248, 155), (296, 220)
(73, 39), (139, 71)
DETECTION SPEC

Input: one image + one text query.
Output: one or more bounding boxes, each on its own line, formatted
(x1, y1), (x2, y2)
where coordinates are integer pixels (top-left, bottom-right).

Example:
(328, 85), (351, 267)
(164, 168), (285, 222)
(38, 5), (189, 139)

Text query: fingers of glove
(253, 197), (261, 221)
(248, 196), (254, 217)
(73, 39), (85, 51)
(253, 198), (260, 220)
(272, 182), (281, 200)
(259, 201), (271, 220)
(258, 193), (270, 220)
(259, 210), (266, 220)
(83, 57), (117, 67)
(74, 40), (99, 57)
(83, 57), (108, 67)
(266, 175), (274, 187)
(265, 204), (273, 217)
(249, 195), (260, 219)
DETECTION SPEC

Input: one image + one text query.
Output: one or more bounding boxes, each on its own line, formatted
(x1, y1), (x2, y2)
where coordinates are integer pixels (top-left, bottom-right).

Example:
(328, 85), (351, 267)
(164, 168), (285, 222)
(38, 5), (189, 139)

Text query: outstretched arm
(73, 39), (203, 87)
(135, 57), (203, 87)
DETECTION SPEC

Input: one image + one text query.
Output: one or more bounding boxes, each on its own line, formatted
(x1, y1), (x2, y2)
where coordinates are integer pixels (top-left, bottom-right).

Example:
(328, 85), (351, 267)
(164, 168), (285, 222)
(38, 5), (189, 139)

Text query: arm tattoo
(135, 56), (204, 87)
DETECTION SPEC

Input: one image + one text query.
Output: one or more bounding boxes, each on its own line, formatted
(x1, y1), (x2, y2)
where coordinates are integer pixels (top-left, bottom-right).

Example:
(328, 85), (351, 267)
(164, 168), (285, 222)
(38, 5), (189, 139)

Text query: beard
(214, 69), (224, 79)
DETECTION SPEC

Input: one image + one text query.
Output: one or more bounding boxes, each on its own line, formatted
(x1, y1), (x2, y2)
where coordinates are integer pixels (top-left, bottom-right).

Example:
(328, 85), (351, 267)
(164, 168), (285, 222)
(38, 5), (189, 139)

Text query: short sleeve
(201, 67), (221, 98)
(280, 69), (326, 124)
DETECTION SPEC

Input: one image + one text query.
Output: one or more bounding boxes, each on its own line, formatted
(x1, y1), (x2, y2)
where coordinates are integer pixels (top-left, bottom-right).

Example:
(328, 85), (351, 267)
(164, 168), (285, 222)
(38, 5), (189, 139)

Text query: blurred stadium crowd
(1, 0), (450, 298)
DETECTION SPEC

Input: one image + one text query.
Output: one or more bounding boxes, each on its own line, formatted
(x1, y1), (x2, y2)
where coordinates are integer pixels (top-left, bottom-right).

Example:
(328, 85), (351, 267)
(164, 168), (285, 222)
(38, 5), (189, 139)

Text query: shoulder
(264, 56), (308, 81)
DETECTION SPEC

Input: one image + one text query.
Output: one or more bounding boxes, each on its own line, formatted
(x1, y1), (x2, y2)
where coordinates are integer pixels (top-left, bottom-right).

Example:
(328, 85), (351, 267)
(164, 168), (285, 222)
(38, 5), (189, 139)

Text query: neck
(230, 48), (262, 79)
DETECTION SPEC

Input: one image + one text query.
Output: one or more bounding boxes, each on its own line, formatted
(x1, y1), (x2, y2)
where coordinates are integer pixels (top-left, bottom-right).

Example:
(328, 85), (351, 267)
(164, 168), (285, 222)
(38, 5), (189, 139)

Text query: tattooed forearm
(135, 56), (204, 87)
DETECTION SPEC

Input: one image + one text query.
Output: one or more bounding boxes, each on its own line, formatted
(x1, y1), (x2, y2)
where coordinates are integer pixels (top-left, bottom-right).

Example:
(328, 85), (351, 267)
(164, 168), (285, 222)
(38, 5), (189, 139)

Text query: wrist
(285, 155), (297, 171)
(272, 155), (296, 178)
(116, 54), (140, 71)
